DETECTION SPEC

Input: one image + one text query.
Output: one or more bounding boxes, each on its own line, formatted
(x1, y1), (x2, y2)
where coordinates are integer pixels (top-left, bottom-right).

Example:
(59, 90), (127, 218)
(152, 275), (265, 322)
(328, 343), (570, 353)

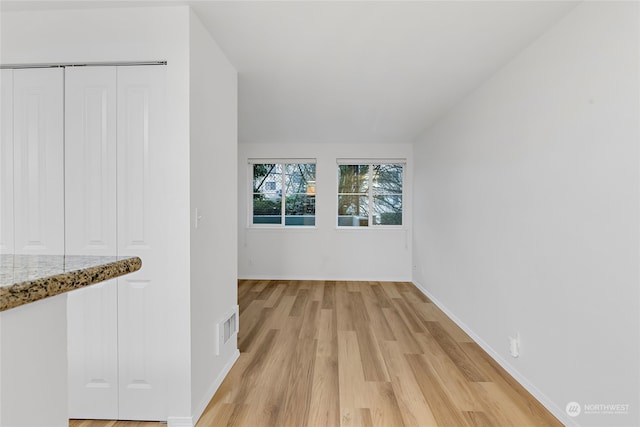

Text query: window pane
(284, 163), (315, 226)
(285, 210), (316, 226)
(338, 195), (368, 227)
(338, 165), (369, 193)
(372, 195), (402, 225)
(372, 164), (403, 194)
(285, 163), (316, 195)
(253, 194), (282, 224)
(285, 194), (315, 214)
(253, 164), (282, 193)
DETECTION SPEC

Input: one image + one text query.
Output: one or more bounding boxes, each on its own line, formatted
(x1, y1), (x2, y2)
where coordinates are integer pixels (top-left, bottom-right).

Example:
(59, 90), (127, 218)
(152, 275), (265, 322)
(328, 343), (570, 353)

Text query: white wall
(413, 2), (639, 426)
(189, 9), (239, 425)
(238, 142), (413, 281)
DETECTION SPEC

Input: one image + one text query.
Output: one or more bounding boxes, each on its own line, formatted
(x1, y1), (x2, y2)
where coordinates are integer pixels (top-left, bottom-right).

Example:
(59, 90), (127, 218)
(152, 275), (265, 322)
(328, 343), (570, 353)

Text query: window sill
(335, 226), (406, 231)
(246, 226), (318, 231)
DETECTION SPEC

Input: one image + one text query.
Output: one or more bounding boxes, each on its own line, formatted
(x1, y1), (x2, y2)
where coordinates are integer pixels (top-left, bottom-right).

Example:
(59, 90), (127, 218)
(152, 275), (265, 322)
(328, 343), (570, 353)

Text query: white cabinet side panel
(1, 295), (68, 426)
(13, 68), (64, 254)
(117, 65), (167, 421)
(65, 67), (119, 419)
(0, 70), (14, 254)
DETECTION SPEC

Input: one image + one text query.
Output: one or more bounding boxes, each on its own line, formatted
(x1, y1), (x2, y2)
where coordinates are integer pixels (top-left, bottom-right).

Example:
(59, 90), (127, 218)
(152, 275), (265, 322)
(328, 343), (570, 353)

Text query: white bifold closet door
(65, 66), (119, 419)
(66, 65), (167, 421)
(12, 68), (64, 255)
(0, 69), (14, 254)
(115, 65), (167, 421)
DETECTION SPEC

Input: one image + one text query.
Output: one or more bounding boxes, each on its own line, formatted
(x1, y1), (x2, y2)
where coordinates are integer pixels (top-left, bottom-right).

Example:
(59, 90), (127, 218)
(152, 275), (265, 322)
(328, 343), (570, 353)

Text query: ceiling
(2, 1), (579, 144)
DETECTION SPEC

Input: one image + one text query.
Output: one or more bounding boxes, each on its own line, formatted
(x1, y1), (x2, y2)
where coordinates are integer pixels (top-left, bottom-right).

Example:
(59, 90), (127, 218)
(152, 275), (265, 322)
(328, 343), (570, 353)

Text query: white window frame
(248, 158), (317, 228)
(336, 159), (405, 229)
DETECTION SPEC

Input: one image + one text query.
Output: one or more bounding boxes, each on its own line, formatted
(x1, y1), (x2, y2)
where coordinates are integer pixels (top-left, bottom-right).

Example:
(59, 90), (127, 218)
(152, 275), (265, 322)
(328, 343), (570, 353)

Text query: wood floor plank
(462, 410), (494, 427)
(378, 340), (439, 427)
(195, 403), (239, 427)
(382, 306), (424, 354)
(309, 280), (325, 301)
(340, 408), (373, 427)
(338, 330), (366, 409)
(237, 301), (270, 352)
(460, 342), (563, 426)
(317, 307), (337, 342)
(361, 288), (396, 341)
(368, 382), (406, 427)
(358, 408), (374, 427)
(289, 288), (310, 316)
(321, 280), (336, 309)
(254, 280), (277, 300)
(238, 282), (258, 315)
(262, 294), (296, 331)
(406, 353), (472, 427)
(403, 282), (431, 303)
(299, 300), (321, 340)
(277, 338), (317, 427)
(283, 280), (299, 296)
(414, 332), (485, 413)
(230, 328), (279, 405)
(336, 284), (356, 331)
(262, 282), (286, 308)
(410, 300), (443, 322)
(378, 281), (403, 299)
(370, 283), (393, 308)
(392, 297), (426, 333)
(473, 382), (546, 427)
(307, 334), (340, 427)
(418, 302), (474, 343)
(242, 328), (299, 426)
(423, 321), (488, 382)
(252, 279), (270, 292)
(348, 291), (391, 382)
(223, 404), (249, 427)
(74, 280), (562, 427)
(354, 321), (390, 382)
(202, 352), (251, 407)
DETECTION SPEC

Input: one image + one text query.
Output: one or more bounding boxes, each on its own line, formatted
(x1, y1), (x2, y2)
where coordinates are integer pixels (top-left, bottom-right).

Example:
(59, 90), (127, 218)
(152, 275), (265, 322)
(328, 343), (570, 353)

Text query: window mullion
(281, 164), (287, 226)
(368, 165), (373, 227)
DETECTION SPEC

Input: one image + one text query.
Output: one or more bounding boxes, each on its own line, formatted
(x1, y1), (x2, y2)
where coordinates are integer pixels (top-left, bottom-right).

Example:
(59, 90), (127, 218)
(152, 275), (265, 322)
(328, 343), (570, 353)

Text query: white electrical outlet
(509, 333), (520, 358)
(195, 207), (203, 229)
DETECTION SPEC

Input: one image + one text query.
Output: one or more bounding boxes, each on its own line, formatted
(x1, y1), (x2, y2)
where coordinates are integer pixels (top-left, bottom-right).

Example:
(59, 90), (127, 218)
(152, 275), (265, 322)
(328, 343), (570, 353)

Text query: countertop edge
(0, 256), (142, 312)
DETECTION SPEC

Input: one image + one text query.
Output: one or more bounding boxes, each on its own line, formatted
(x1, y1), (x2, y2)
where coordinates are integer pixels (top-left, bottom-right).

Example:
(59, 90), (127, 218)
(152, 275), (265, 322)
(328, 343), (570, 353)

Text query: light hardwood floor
(71, 280), (562, 427)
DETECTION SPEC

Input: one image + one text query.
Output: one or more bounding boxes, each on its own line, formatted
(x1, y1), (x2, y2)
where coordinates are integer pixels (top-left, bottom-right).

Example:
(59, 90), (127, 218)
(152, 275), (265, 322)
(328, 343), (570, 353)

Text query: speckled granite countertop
(0, 255), (142, 312)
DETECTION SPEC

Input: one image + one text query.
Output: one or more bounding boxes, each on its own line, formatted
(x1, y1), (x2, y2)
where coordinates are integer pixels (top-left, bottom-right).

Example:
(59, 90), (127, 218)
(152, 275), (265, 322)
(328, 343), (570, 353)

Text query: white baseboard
(412, 280), (576, 427)
(238, 274), (411, 282)
(166, 417), (193, 427)
(167, 349), (240, 427)
(192, 349), (241, 425)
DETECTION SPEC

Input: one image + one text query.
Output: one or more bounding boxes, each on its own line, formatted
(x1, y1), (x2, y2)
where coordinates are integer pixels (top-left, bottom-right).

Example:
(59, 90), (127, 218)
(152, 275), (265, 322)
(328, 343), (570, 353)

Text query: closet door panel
(66, 280), (118, 419)
(116, 65), (167, 421)
(13, 68), (64, 254)
(65, 67), (118, 419)
(65, 66), (117, 255)
(1, 70), (14, 254)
